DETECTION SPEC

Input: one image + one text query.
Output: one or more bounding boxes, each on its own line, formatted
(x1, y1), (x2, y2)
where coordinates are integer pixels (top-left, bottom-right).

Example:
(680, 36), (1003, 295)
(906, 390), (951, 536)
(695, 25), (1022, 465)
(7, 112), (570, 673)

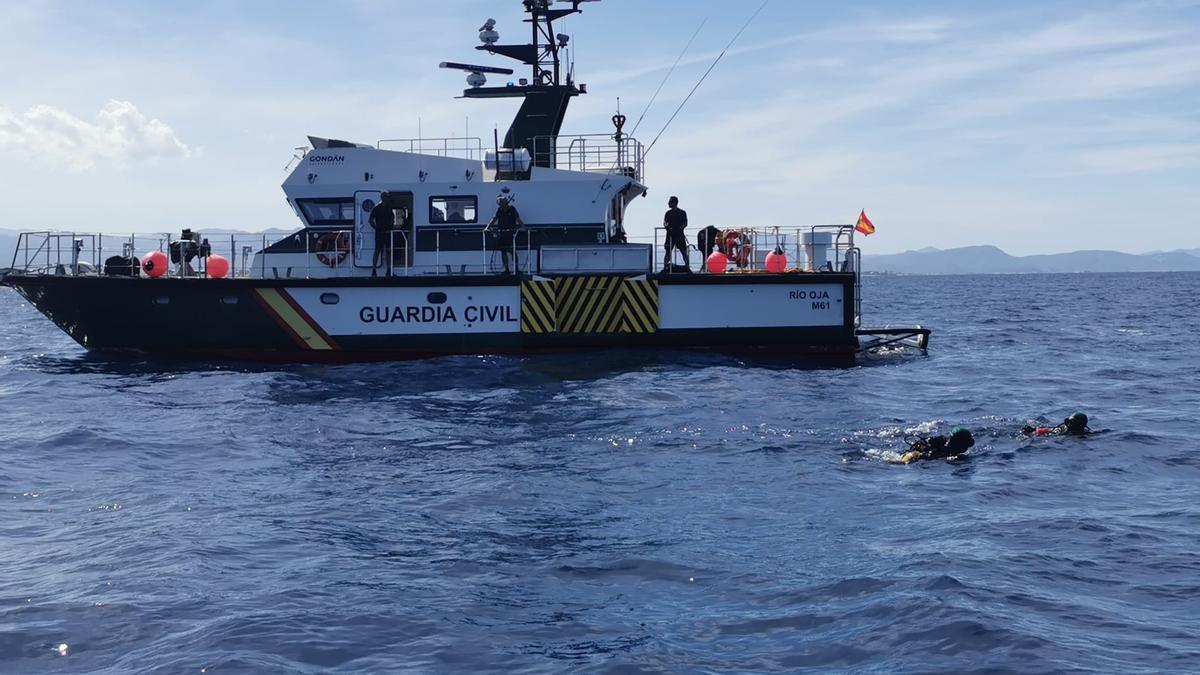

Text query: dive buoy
(765, 248), (787, 273)
(142, 251), (168, 278)
(315, 233), (349, 267)
(706, 252), (729, 274)
(207, 254), (230, 279)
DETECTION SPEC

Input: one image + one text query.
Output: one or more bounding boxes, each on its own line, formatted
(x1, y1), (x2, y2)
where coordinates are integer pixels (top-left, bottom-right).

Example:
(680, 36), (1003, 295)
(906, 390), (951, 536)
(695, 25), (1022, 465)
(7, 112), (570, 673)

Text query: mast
(442, 1), (598, 169)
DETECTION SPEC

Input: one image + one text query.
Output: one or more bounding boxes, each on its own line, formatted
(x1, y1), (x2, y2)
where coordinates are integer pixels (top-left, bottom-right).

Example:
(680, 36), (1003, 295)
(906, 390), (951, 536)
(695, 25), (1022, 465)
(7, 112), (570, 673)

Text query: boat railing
(481, 228), (535, 276)
(9, 231), (289, 280)
(8, 227), (544, 280)
(650, 224), (859, 273)
(260, 227), (535, 278)
(376, 137), (485, 161)
(651, 223), (862, 322)
(848, 246), (862, 327)
(11, 226), (858, 284)
(531, 134), (644, 181)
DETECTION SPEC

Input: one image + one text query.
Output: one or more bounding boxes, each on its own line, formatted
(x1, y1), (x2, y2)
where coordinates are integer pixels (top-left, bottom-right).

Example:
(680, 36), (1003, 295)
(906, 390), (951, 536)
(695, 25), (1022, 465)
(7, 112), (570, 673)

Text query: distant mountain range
(863, 245), (1200, 274)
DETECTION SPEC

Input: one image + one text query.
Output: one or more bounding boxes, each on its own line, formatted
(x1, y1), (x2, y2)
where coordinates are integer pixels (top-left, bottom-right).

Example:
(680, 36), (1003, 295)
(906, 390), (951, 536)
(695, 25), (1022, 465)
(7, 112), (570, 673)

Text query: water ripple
(1, 275), (1199, 672)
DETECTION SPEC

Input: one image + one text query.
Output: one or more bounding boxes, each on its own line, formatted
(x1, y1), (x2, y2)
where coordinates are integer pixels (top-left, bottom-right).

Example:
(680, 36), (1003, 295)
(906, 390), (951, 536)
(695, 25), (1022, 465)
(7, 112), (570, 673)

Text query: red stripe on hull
(275, 288), (341, 349)
(249, 289), (312, 350)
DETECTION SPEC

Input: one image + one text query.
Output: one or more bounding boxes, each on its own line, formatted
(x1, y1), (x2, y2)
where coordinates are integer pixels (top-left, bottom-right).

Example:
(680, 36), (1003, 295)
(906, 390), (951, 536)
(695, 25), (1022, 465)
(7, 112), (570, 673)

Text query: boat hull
(3, 273), (859, 363)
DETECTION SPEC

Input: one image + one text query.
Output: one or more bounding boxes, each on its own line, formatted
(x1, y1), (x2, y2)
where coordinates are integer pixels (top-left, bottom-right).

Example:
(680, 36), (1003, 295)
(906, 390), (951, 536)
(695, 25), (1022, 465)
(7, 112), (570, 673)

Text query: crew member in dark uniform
(486, 195), (524, 274)
(663, 196), (690, 271)
(697, 225), (723, 258)
(370, 192), (395, 277)
(169, 229), (202, 276)
(1023, 412), (1090, 437)
(899, 427), (975, 464)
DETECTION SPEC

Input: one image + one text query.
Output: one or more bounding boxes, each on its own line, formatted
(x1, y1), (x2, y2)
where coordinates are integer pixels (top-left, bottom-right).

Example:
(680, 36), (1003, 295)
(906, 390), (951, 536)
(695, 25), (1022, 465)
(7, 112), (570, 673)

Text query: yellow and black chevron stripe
(556, 276), (625, 333)
(550, 276), (659, 334)
(620, 279), (659, 334)
(521, 280), (557, 334)
(251, 288), (338, 351)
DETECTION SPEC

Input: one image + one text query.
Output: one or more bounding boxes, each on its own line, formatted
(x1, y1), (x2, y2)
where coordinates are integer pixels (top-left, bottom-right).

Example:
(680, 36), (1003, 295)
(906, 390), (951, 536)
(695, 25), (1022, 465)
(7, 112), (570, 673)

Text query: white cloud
(0, 100), (192, 169)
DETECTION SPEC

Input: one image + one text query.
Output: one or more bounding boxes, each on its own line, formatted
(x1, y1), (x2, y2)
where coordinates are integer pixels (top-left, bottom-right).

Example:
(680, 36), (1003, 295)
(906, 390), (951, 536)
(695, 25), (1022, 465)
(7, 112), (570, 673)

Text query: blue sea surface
(0, 273), (1197, 673)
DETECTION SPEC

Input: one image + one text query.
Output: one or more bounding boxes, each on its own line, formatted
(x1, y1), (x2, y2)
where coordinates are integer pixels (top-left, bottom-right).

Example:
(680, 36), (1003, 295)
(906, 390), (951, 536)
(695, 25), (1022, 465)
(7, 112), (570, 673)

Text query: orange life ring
(723, 229), (752, 268)
(315, 232), (349, 267)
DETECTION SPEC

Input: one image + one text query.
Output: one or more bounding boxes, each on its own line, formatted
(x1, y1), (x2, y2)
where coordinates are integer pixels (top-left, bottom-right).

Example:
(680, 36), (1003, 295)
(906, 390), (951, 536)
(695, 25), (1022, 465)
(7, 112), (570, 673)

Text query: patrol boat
(2, 0), (929, 362)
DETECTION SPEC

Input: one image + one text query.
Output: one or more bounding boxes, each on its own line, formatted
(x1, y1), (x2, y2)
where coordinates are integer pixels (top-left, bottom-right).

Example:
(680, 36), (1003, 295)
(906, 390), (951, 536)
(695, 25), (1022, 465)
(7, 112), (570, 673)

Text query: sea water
(0, 273), (1197, 673)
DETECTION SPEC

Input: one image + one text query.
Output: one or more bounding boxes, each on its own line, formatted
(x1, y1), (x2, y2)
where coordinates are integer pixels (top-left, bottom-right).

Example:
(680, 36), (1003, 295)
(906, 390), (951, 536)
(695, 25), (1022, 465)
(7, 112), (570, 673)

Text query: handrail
(10, 226), (612, 280)
(653, 224), (858, 275)
(376, 137), (484, 161)
(531, 134), (645, 180)
(849, 247), (863, 326)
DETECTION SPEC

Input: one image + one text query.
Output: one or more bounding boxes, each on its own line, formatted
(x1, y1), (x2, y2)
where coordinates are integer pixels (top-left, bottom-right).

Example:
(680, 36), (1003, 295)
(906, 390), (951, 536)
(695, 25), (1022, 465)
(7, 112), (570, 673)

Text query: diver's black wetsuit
(907, 436), (958, 461)
(1022, 413), (1090, 437)
(901, 428), (975, 463)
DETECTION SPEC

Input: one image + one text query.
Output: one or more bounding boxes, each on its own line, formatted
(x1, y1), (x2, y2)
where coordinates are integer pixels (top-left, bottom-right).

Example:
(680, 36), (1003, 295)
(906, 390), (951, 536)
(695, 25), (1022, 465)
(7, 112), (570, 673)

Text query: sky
(1, 0), (1198, 255)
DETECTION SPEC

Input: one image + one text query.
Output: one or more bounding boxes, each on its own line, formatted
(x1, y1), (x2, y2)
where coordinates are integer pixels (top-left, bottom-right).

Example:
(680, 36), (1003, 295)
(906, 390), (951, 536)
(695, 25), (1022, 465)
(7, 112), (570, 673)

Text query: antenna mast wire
(644, 0), (770, 158)
(629, 17), (708, 138)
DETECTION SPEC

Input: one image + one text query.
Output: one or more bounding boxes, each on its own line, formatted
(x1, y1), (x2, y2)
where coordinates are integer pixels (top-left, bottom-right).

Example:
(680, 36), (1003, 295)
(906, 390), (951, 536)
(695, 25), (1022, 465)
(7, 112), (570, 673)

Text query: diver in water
(1023, 412), (1090, 437)
(899, 427), (975, 464)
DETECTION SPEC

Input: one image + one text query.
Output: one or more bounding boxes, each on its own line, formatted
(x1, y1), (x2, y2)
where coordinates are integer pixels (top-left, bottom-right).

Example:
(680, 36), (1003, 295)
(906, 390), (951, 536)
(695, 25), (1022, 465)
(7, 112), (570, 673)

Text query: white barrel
(484, 148), (532, 173)
(802, 232), (834, 272)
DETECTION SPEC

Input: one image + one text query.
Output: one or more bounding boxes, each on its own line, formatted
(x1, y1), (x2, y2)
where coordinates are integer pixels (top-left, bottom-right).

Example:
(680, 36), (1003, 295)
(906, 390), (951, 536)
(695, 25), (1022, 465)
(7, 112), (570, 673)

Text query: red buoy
(765, 250), (787, 273)
(207, 254), (230, 279)
(706, 252), (728, 274)
(142, 251), (168, 278)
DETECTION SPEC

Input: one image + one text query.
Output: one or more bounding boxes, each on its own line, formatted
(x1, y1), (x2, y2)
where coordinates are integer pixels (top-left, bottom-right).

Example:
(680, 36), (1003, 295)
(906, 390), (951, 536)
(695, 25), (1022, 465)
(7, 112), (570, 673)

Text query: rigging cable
(644, 0), (770, 158)
(586, 18), (707, 205)
(629, 18), (709, 138)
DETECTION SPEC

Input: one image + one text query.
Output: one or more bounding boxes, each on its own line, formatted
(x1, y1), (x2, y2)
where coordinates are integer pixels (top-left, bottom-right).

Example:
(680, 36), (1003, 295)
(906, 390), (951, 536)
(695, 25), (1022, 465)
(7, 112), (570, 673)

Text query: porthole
(154, 296), (170, 305)
(427, 292), (448, 304)
(221, 296), (239, 305)
(320, 293), (340, 305)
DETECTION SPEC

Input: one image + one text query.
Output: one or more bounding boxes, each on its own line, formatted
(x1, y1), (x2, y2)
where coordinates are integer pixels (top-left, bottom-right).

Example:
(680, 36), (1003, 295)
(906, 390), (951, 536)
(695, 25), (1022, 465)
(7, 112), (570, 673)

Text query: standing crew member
(370, 193), (395, 277)
(486, 195), (524, 274)
(663, 196), (690, 272)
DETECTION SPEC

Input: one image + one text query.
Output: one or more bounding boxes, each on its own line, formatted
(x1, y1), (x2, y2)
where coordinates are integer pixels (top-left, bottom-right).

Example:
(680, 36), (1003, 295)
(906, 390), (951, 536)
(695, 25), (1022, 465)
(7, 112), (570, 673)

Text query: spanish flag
(855, 210), (876, 236)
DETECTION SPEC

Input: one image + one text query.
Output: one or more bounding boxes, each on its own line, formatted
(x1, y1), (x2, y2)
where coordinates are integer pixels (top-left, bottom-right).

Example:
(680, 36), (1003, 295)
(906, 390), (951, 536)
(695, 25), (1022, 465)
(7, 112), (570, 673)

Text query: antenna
(630, 17), (707, 137)
(439, 62), (514, 75)
(645, 0), (770, 157)
(440, 2), (605, 168)
(440, 61), (515, 89)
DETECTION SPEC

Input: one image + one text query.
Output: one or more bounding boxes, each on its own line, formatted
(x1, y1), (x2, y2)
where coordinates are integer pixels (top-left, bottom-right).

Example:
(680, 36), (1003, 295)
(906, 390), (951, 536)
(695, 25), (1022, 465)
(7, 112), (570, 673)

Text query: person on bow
(486, 194), (524, 274)
(898, 427), (975, 464)
(662, 196), (690, 272)
(1023, 412), (1090, 437)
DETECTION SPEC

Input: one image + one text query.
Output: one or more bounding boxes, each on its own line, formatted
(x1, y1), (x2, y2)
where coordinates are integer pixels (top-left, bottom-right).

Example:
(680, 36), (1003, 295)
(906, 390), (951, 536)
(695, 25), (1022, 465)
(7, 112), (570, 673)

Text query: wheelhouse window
(429, 196), (478, 225)
(297, 198), (355, 228)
